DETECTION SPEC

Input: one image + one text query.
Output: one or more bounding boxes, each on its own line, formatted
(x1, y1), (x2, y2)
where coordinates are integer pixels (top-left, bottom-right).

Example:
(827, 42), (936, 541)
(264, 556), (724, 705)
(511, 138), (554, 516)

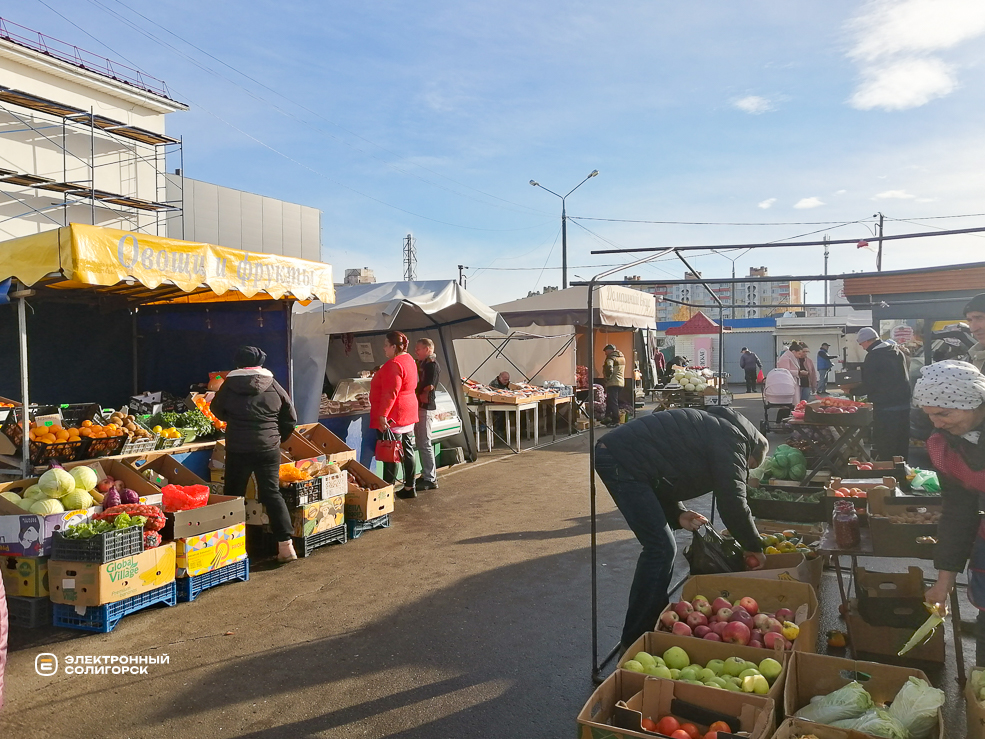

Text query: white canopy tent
(291, 281), (508, 461)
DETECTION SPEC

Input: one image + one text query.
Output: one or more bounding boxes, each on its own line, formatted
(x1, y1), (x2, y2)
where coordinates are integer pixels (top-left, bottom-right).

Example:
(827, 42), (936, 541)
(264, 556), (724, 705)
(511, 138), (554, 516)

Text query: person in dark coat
(848, 327), (911, 461)
(595, 406), (768, 649)
(739, 347), (762, 394)
(816, 342), (836, 395)
(211, 346), (299, 562)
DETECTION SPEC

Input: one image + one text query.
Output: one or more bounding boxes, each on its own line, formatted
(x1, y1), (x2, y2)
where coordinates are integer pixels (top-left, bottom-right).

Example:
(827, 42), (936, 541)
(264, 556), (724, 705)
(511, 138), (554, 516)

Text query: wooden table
(467, 401), (539, 453)
(542, 395), (574, 442)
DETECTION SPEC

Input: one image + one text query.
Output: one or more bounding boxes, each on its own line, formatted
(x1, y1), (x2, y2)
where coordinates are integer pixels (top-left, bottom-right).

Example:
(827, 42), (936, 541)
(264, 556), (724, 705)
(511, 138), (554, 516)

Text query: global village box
(2, 554), (49, 597)
(175, 522), (247, 577)
(0, 478), (99, 557)
(49, 542), (176, 607)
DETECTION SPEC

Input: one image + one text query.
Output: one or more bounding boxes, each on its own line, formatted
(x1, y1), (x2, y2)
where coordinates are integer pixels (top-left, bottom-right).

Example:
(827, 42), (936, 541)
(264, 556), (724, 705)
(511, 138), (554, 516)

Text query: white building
(639, 267), (803, 321)
(0, 18), (186, 240)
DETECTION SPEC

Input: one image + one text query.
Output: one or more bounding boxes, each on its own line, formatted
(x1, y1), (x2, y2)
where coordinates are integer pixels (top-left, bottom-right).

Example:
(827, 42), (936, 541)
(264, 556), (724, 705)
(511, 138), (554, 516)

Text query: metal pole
(876, 212), (884, 272)
(89, 107), (95, 226)
(17, 292), (31, 476)
(824, 235), (830, 317)
(588, 282), (597, 677)
(562, 199), (568, 290)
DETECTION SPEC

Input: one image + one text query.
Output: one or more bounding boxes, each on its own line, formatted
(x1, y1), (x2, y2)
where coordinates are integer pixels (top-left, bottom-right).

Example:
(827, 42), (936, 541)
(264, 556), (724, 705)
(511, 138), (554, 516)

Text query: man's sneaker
(415, 479), (438, 491)
(396, 486), (418, 499)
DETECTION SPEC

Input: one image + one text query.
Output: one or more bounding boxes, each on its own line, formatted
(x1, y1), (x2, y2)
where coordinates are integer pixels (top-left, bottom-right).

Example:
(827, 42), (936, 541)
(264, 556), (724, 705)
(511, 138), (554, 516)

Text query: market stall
(291, 280), (509, 467)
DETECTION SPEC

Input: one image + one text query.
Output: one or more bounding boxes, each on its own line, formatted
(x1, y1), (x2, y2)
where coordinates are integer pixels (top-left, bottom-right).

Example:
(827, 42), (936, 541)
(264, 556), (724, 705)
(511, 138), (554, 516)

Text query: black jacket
(602, 406), (766, 552)
(855, 340), (911, 408)
(210, 368), (297, 453)
(416, 356), (440, 411)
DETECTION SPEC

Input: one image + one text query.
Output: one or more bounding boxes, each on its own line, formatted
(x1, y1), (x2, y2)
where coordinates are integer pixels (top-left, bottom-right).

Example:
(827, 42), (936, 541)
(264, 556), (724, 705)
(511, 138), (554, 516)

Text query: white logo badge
(35, 653), (58, 676)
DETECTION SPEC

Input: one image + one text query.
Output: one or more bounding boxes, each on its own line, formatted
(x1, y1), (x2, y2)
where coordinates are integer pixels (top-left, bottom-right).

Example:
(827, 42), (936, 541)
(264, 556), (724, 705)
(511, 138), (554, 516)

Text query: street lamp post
(530, 170), (599, 289)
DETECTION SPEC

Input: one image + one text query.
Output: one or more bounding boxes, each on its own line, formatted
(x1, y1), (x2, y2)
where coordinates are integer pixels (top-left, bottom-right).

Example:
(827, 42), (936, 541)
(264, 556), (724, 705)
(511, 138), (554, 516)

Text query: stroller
(760, 368), (798, 433)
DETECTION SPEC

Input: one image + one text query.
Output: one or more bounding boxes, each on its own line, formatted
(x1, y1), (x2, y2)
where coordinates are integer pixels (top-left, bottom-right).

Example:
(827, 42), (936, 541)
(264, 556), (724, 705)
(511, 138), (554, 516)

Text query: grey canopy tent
(291, 280), (509, 462)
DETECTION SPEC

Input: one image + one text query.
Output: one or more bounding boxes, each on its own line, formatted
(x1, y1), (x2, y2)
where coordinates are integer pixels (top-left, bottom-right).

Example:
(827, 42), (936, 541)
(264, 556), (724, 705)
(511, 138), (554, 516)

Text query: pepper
(826, 630), (847, 648)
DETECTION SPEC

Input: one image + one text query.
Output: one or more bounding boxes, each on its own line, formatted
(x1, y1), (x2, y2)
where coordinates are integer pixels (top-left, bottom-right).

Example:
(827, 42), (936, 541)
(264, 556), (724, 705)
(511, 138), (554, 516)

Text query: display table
(788, 418), (871, 485)
(543, 395), (574, 441)
(818, 525), (965, 684)
(467, 401), (539, 453)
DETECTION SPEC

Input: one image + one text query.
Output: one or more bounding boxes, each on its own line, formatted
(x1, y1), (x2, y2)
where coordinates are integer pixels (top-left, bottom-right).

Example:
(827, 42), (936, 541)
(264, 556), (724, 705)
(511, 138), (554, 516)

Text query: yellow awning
(0, 223), (335, 303)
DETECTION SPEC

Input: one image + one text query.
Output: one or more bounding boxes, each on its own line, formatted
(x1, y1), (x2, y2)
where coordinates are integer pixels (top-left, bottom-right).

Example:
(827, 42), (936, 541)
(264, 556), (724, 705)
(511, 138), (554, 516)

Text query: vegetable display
(756, 444), (808, 482)
(94, 503), (166, 531)
(749, 488), (823, 503)
(61, 512), (146, 539)
(759, 530), (818, 559)
(158, 409), (214, 437)
(3, 465), (102, 514)
(622, 644), (782, 696)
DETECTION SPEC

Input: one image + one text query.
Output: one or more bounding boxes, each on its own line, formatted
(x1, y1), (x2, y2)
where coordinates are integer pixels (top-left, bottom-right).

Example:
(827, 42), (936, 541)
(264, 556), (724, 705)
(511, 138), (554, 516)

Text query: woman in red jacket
(370, 331), (420, 498)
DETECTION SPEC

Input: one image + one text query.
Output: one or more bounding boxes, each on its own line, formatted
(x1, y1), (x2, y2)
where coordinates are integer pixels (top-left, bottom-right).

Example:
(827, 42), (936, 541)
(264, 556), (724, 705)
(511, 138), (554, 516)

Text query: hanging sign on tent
(356, 343), (374, 363)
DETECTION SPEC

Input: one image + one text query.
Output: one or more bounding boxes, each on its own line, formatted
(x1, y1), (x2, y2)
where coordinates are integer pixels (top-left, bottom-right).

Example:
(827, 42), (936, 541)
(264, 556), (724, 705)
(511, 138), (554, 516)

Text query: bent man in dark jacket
(850, 327), (911, 461)
(211, 346), (299, 562)
(595, 406), (768, 649)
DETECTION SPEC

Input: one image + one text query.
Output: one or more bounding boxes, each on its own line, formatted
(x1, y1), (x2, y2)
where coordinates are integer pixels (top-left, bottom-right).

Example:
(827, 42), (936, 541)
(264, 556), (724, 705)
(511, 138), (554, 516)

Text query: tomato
(858, 463), (873, 470)
(641, 717), (659, 732)
(680, 723), (701, 739)
(709, 722), (731, 733)
(657, 717), (681, 735)
(670, 731), (692, 739)
(833, 490), (846, 497)
(704, 733), (718, 739)
(837, 487), (851, 495)
(855, 490), (867, 498)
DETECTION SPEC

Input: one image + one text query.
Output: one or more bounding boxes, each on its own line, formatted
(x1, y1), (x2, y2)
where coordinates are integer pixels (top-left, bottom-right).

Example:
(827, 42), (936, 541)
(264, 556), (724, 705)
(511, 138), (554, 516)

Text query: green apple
(707, 677), (728, 688)
(647, 665), (673, 679)
(738, 668), (761, 680)
(723, 657), (747, 677)
(669, 669), (681, 679)
(742, 674), (770, 694)
(758, 658), (782, 683)
(663, 646), (690, 671)
(623, 660), (645, 673)
(679, 667), (699, 682)
(722, 680), (743, 691)
(634, 652), (657, 669)
(728, 676), (742, 687)
(697, 668), (718, 683)
(705, 659), (726, 676)
(743, 661), (759, 673)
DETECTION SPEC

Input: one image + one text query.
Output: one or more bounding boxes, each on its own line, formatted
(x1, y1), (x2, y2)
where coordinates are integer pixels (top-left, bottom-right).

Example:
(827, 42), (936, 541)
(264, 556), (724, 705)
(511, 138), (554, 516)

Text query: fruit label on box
(176, 523), (247, 577)
(1, 555), (49, 596)
(291, 496), (344, 537)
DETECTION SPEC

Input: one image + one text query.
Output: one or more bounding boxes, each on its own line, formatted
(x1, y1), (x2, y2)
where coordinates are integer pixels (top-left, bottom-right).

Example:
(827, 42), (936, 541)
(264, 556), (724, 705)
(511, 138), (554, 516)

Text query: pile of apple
(623, 646), (782, 696)
(658, 595), (801, 650)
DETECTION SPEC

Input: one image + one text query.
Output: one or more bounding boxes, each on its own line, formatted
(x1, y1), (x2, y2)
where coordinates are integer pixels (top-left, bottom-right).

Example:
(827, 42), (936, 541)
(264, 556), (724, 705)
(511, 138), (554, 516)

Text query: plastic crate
(6, 595), (52, 629)
(53, 582), (176, 633)
(281, 477), (324, 508)
(119, 432), (159, 457)
(51, 525), (144, 563)
(177, 559), (249, 602)
(79, 433), (128, 460)
(346, 513), (391, 540)
(155, 435), (184, 451)
(246, 524), (346, 559)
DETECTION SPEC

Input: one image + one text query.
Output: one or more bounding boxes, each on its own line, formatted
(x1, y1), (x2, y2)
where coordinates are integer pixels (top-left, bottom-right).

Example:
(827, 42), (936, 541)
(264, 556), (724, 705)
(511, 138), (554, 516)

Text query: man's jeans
(595, 442), (677, 649)
(414, 408), (437, 484)
(605, 387), (621, 424)
(817, 369), (829, 394)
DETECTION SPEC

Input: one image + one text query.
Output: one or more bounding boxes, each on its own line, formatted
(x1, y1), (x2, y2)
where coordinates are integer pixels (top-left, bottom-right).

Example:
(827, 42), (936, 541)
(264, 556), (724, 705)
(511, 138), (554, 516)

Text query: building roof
(843, 261), (985, 298)
(665, 311), (721, 335)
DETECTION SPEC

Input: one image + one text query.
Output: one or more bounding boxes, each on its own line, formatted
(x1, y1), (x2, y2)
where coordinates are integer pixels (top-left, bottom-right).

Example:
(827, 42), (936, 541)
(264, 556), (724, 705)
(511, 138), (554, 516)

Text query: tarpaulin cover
(0, 223), (335, 302)
(493, 284), (655, 329)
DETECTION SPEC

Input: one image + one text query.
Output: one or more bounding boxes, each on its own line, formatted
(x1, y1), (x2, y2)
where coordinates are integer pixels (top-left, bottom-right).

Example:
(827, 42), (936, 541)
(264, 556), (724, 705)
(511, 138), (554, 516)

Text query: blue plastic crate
(346, 514), (391, 540)
(177, 559), (250, 602)
(52, 582), (177, 633)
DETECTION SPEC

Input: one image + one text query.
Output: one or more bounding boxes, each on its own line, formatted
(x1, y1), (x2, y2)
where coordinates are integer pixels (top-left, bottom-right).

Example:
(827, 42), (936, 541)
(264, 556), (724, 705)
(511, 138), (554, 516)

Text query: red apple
(96, 479), (113, 493)
(673, 600), (694, 618)
(774, 608), (794, 623)
(693, 625), (711, 638)
(686, 612), (709, 629)
(752, 613), (772, 632)
(738, 597), (759, 615)
(748, 633), (764, 648)
(729, 610), (754, 628)
(659, 611), (679, 630)
(722, 621), (751, 646)
(765, 618), (783, 634)
(710, 621), (728, 636)
(703, 632), (722, 642)
(712, 597), (732, 613)
(716, 607), (733, 621)
(691, 597), (713, 617)
(763, 632), (788, 651)
(672, 621), (693, 637)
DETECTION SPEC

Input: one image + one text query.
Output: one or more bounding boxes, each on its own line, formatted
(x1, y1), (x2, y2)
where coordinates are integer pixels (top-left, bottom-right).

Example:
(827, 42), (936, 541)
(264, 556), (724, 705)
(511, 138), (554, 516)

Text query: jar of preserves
(832, 499), (861, 549)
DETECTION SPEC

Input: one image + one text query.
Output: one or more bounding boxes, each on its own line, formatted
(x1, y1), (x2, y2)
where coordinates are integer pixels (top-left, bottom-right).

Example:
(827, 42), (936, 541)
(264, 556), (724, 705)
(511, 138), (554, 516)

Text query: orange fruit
(106, 423), (117, 430)
(81, 420), (92, 428)
(55, 431), (70, 442)
(48, 424), (63, 433)
(79, 428), (92, 437)
(41, 434), (57, 444)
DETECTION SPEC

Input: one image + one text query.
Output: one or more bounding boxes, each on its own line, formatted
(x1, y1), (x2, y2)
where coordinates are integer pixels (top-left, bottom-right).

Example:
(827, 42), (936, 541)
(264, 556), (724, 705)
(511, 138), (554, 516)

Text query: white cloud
(916, 197), (938, 203)
(834, 189), (847, 195)
(794, 197), (824, 209)
(758, 198), (776, 209)
(733, 95), (774, 114)
(845, 0), (985, 111)
(874, 189), (916, 199)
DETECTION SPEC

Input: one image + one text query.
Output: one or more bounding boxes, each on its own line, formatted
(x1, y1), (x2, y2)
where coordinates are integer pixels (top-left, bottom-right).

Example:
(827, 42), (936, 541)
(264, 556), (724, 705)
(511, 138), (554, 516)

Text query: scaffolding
(0, 18), (184, 238)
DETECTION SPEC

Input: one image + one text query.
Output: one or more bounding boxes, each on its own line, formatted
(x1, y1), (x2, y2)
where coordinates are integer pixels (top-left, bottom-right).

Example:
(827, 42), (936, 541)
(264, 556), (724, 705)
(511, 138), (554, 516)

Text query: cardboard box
(782, 651), (940, 738)
(968, 668), (985, 739)
(342, 459), (394, 521)
(281, 431), (323, 465)
(162, 495), (245, 541)
(867, 488), (940, 559)
(619, 629), (788, 710)
(855, 566), (928, 629)
(663, 574), (819, 653)
(175, 523), (247, 577)
(846, 600), (944, 663)
(2, 555), (48, 596)
(0, 478), (99, 556)
(297, 422), (357, 463)
(246, 494), (345, 538)
(577, 669), (775, 739)
(123, 453), (209, 491)
(49, 542), (176, 607)
(724, 552), (821, 593)
(772, 717), (872, 739)
(210, 439), (226, 470)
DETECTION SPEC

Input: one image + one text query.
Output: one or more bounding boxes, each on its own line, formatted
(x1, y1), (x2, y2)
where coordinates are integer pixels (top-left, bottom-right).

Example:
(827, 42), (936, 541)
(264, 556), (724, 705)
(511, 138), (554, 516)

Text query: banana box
(49, 542), (176, 606)
(246, 495), (344, 538)
(175, 523), (247, 577)
(2, 555), (49, 597)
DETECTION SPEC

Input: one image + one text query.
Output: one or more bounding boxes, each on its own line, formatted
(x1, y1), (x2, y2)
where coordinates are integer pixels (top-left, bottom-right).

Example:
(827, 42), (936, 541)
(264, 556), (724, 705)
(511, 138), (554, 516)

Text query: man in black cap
(211, 346), (300, 562)
(738, 347), (762, 394)
(603, 344), (626, 426)
(816, 342), (836, 395)
(965, 293), (985, 372)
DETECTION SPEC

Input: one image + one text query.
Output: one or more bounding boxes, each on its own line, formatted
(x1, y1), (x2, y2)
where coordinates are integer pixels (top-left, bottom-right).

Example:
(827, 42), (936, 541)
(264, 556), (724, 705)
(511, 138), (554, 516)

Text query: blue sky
(20, 0), (985, 306)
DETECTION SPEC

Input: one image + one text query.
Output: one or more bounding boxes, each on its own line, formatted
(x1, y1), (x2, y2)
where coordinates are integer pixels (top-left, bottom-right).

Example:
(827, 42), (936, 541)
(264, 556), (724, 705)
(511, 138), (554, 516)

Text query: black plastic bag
(683, 525), (744, 575)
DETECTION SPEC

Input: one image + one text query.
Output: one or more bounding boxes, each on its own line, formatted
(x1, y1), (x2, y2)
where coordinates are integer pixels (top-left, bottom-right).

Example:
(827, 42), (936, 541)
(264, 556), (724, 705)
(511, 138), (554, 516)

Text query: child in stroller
(760, 367), (798, 433)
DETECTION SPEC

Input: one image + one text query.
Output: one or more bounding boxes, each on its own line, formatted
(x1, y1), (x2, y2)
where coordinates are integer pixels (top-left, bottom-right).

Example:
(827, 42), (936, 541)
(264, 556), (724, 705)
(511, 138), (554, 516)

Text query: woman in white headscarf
(913, 360), (985, 664)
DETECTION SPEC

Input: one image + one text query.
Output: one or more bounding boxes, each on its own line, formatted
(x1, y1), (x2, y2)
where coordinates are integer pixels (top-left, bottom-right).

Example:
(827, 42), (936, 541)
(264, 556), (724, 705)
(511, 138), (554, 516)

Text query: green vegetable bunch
(159, 409), (213, 437)
(764, 444), (809, 481)
(62, 513), (147, 539)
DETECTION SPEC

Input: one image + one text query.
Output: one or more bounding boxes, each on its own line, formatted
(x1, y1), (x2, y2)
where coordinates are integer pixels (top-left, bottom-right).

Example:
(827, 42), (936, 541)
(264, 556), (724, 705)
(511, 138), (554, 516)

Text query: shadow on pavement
(455, 510), (627, 544)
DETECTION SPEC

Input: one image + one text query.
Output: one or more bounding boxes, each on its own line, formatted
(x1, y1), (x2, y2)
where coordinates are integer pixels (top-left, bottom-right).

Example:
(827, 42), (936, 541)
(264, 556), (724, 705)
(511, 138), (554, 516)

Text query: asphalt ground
(0, 391), (972, 737)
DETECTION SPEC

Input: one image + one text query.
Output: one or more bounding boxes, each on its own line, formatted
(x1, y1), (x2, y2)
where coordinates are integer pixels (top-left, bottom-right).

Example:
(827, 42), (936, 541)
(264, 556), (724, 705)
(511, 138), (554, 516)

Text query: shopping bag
(683, 525), (743, 575)
(756, 369), (765, 383)
(375, 429), (402, 463)
(161, 483), (210, 512)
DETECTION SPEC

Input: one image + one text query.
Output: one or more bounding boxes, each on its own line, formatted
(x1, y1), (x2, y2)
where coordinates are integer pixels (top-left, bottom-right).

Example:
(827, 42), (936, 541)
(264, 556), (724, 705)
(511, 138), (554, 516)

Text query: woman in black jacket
(211, 346), (299, 562)
(596, 406), (768, 649)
